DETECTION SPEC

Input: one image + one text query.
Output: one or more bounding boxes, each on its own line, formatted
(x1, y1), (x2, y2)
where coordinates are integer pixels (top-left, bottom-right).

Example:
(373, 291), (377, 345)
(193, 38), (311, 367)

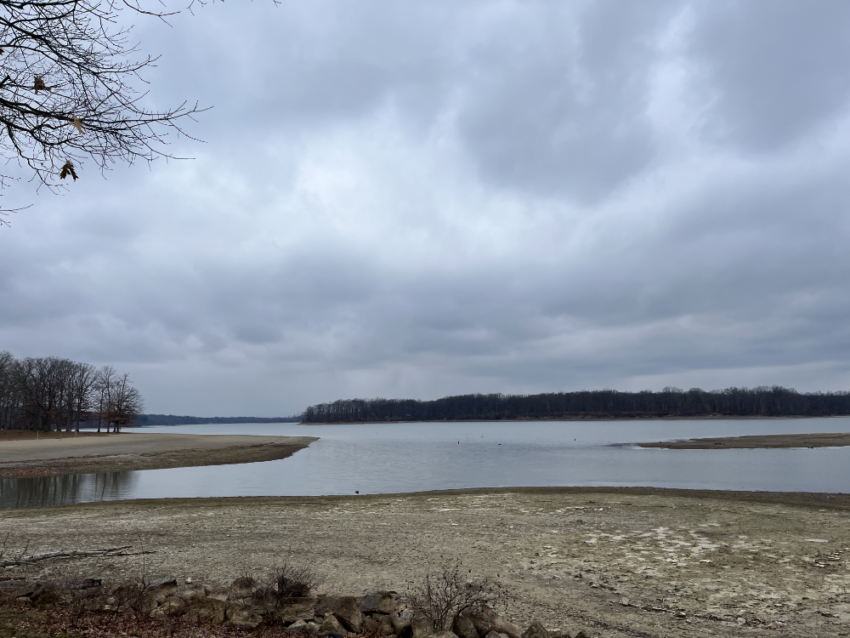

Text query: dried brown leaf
(60, 160), (79, 181)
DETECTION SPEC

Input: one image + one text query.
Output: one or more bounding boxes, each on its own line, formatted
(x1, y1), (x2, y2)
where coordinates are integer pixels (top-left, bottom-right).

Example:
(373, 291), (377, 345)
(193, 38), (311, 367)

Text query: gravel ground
(2, 487), (850, 637)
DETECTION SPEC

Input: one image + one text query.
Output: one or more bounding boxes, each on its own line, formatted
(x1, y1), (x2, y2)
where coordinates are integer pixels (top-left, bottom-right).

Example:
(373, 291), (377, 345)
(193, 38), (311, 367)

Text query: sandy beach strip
(0, 433), (317, 478)
(637, 431), (850, 449)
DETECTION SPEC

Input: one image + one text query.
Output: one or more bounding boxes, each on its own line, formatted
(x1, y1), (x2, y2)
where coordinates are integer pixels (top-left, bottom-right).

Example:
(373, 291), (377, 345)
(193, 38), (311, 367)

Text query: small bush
(403, 560), (510, 631)
(272, 563), (320, 599)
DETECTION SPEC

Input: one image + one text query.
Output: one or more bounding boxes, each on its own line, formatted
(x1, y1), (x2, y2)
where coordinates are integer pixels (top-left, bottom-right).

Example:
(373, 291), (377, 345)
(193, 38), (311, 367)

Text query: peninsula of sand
(638, 431), (850, 449)
(0, 432), (317, 479)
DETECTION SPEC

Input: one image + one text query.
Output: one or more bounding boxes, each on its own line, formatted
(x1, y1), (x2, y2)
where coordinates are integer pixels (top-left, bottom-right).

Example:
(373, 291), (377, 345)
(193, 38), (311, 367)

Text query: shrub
(403, 560), (510, 631)
(272, 563), (320, 599)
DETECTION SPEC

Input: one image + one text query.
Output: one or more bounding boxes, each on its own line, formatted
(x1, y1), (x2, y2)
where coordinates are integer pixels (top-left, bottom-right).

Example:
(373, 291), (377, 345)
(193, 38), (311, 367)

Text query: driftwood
(0, 545), (155, 568)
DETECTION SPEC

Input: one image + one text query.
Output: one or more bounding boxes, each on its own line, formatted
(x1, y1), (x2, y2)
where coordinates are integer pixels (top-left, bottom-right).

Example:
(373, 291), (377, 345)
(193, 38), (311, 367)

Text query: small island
(638, 432), (850, 449)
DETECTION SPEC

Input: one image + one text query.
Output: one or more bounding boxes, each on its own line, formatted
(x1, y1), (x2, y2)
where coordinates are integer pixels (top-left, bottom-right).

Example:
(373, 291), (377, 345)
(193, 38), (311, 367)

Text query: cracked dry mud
(2, 488), (850, 637)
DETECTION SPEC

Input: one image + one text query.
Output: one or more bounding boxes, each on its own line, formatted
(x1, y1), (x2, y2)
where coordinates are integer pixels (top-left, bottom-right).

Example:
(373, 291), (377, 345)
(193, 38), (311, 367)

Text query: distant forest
(302, 386), (850, 423)
(136, 414), (302, 426)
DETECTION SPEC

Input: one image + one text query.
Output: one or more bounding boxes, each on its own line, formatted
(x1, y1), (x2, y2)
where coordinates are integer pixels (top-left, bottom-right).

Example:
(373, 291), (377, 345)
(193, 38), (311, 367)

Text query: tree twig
(0, 544), (155, 568)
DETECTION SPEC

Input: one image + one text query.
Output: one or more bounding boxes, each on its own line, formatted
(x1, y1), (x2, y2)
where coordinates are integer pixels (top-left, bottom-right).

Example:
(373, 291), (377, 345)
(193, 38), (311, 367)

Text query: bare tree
(0, 0), (209, 224)
(0, 350), (16, 429)
(95, 364), (117, 432)
(106, 372), (143, 432)
(70, 361), (97, 432)
(0, 353), (144, 432)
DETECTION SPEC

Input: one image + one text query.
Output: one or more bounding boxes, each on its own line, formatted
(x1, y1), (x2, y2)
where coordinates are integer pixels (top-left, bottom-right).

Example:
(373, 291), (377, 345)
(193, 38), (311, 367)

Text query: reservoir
(2, 417), (850, 509)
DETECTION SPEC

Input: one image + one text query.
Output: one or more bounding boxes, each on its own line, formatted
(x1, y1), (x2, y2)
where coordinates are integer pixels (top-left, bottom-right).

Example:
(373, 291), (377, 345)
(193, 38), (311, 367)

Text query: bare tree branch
(0, 544), (156, 568)
(0, 1), (217, 221)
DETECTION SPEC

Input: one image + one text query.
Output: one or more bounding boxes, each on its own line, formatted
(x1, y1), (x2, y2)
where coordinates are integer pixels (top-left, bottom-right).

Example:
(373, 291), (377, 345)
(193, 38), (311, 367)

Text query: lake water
(3, 418), (850, 510)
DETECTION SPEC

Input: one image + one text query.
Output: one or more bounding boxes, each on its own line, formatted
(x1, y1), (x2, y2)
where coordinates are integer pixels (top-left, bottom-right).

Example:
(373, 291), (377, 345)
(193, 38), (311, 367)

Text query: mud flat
(2, 487), (850, 636)
(0, 433), (317, 479)
(638, 432), (850, 449)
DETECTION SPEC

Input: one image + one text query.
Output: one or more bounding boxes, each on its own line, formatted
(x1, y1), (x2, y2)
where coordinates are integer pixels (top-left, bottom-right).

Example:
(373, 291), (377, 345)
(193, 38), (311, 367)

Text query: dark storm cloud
(2, 1), (850, 415)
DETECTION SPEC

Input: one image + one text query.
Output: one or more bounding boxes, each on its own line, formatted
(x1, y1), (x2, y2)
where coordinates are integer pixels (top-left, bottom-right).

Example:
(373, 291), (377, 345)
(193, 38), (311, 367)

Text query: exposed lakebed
(2, 418), (850, 509)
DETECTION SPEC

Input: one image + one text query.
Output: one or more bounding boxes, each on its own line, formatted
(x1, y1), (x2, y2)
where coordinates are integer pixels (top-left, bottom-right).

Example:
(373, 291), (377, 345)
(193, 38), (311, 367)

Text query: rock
(185, 598), (226, 625)
(453, 613), (479, 638)
(364, 616), (381, 635)
(319, 613), (347, 635)
(392, 609), (414, 633)
(376, 613), (396, 636)
(521, 621), (549, 638)
(279, 596), (318, 623)
(304, 621), (321, 635)
(102, 595), (118, 612)
(180, 583), (208, 603)
(227, 603), (264, 629)
(411, 615), (435, 638)
(14, 582), (38, 598)
(30, 584), (61, 608)
(154, 596), (186, 618)
(230, 576), (256, 600)
(485, 632), (508, 638)
(469, 609), (521, 638)
(149, 578), (178, 590)
(287, 619), (308, 632)
(362, 591), (402, 615)
(433, 632), (459, 638)
(207, 587), (230, 602)
(316, 595), (363, 632)
(571, 632), (590, 638)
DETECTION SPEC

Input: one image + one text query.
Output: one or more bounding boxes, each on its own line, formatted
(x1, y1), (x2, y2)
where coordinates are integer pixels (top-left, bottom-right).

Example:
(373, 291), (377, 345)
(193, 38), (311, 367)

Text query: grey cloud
(3, 1), (850, 415)
(456, 1), (677, 202)
(688, 0), (850, 152)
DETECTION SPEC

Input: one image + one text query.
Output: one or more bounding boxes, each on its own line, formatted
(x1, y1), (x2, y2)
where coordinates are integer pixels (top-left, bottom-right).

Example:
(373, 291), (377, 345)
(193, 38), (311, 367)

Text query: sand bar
(638, 431), (850, 449)
(0, 432), (317, 478)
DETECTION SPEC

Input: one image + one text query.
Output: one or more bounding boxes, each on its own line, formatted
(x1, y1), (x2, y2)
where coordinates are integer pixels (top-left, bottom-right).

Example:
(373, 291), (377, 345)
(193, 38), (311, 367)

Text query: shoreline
(3, 486), (850, 636)
(0, 433), (317, 479)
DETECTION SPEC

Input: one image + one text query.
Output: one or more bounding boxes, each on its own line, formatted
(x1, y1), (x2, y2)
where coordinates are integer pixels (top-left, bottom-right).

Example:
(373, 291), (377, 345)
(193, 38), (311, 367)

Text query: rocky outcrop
(4, 577), (569, 638)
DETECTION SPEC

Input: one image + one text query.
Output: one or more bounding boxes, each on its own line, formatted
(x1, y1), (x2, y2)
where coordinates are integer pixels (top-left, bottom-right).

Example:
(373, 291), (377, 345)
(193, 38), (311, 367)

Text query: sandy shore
(0, 433), (317, 478)
(639, 432), (850, 449)
(2, 488), (850, 637)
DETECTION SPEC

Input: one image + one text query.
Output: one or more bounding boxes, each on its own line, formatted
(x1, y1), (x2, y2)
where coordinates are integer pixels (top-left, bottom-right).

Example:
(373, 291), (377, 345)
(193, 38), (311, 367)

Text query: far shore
(0, 432), (317, 479)
(638, 431), (850, 449)
(303, 413), (850, 424)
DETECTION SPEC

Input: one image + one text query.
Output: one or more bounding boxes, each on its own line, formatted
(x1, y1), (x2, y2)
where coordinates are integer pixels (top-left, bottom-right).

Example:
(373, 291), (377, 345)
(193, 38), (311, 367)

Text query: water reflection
(0, 471), (137, 509)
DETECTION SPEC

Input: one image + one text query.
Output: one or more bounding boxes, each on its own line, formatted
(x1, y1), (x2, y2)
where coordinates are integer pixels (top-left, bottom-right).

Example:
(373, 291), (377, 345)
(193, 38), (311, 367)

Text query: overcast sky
(2, 1), (850, 417)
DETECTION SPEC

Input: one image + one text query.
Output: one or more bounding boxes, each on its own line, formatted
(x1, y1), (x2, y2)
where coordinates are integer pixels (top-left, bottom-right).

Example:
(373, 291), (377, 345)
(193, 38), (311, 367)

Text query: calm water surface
(3, 418), (850, 509)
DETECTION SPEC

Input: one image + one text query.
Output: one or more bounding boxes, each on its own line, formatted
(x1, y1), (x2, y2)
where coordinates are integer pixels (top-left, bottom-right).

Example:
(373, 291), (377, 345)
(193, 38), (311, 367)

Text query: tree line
(136, 415), (302, 426)
(302, 386), (850, 423)
(0, 352), (143, 433)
